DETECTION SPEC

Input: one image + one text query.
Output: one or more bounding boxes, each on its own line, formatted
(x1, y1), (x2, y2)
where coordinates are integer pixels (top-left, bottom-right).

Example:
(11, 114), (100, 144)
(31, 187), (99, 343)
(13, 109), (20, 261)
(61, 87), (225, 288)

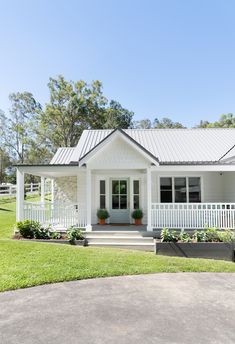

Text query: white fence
(24, 201), (87, 229)
(0, 182), (51, 197)
(151, 203), (235, 229)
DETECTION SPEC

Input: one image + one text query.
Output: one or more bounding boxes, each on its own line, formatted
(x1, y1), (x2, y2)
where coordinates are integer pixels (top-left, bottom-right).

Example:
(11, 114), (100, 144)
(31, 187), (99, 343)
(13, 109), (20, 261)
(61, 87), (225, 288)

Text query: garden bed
(19, 238), (87, 246)
(155, 241), (235, 261)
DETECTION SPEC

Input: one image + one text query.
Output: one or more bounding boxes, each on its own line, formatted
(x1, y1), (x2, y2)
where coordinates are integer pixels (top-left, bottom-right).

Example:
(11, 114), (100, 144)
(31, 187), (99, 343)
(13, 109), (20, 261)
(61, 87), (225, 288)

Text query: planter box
(155, 242), (235, 262)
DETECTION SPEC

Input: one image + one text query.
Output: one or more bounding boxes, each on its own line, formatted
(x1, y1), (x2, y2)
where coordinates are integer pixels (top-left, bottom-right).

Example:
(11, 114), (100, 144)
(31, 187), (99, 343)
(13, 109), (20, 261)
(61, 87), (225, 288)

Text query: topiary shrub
(96, 209), (110, 220)
(131, 209), (143, 219)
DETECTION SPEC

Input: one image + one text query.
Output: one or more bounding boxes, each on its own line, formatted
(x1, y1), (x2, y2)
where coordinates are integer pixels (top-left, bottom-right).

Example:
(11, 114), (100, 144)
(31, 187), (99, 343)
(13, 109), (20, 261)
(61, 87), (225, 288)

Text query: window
(160, 178), (173, 202)
(160, 177), (201, 203)
(133, 180), (140, 209)
(188, 177), (201, 202)
(100, 180), (106, 208)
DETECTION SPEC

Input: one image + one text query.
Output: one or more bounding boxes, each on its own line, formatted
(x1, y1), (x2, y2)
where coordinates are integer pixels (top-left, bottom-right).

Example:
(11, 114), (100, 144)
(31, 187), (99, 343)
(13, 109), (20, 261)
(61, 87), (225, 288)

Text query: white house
(16, 128), (235, 232)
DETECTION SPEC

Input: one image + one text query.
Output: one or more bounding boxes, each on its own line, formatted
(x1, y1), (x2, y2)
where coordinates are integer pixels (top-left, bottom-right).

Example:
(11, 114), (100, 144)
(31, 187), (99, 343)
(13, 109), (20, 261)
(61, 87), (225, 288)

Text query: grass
(0, 240), (235, 292)
(0, 197), (234, 293)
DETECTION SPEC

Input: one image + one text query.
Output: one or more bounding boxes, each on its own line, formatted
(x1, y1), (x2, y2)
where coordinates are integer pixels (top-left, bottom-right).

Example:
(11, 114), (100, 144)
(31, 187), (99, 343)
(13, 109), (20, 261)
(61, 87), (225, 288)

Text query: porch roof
(67, 128), (235, 165)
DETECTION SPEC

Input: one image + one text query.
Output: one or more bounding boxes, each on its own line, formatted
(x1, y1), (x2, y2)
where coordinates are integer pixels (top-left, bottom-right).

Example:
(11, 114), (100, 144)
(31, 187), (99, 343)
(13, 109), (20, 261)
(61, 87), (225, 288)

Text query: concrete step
(86, 231), (145, 238)
(88, 242), (154, 251)
(87, 237), (153, 244)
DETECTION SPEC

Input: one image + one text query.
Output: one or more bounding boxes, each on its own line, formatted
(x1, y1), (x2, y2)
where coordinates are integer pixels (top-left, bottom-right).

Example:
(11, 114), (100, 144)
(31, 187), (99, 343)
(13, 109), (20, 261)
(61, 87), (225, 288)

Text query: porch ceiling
(16, 165), (84, 178)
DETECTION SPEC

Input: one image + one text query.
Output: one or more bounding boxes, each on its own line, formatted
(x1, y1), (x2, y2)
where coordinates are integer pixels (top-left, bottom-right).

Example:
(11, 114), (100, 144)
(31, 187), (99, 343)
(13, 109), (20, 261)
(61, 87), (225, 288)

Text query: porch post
(16, 168), (24, 222)
(147, 167), (152, 231)
(86, 168), (92, 231)
(51, 178), (55, 203)
(40, 177), (45, 202)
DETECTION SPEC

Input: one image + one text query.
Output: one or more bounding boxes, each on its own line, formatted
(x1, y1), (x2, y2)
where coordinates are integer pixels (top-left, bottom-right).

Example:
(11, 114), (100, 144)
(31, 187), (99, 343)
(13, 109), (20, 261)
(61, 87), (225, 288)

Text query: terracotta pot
(99, 218), (106, 225)
(134, 218), (142, 225)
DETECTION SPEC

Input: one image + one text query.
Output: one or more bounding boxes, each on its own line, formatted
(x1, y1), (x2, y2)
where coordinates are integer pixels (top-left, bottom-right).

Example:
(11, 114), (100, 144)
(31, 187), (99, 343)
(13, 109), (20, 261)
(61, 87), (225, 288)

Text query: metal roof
(50, 147), (75, 165)
(51, 128), (235, 165)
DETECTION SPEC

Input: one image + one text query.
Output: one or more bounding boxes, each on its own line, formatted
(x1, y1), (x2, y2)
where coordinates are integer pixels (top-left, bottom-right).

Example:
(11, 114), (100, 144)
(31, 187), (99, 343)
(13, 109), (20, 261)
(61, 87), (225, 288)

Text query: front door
(110, 179), (130, 223)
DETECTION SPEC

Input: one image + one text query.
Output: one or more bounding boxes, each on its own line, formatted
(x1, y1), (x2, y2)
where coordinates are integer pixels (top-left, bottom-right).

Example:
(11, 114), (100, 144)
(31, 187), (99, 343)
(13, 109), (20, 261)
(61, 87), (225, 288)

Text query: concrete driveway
(0, 273), (235, 344)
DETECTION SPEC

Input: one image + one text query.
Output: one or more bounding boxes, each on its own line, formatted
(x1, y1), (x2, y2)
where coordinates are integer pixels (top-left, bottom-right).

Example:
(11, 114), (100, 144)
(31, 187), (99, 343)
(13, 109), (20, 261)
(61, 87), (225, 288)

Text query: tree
(196, 113), (235, 128)
(0, 148), (11, 183)
(38, 76), (134, 151)
(153, 117), (185, 129)
(132, 119), (152, 129)
(0, 92), (42, 163)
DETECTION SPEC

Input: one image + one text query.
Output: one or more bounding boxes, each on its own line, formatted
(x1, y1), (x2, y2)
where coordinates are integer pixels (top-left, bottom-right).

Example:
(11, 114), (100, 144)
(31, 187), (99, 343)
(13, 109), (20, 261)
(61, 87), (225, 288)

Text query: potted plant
(131, 209), (143, 225)
(97, 209), (110, 225)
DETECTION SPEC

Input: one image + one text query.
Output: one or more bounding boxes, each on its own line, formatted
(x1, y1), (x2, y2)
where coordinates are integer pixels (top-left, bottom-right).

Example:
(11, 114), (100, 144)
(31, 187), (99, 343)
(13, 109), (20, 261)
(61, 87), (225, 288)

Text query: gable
(85, 135), (154, 169)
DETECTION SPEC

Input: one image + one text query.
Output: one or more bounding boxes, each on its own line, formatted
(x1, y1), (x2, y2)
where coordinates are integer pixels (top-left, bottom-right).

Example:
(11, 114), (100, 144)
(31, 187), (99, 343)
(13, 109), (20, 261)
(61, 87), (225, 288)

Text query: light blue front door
(109, 179), (130, 223)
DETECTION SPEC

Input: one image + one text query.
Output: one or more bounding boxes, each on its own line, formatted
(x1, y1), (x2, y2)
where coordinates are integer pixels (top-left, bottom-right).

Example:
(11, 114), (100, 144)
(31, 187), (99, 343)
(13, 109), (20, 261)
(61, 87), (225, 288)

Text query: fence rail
(24, 201), (87, 228)
(0, 182), (51, 197)
(151, 203), (235, 229)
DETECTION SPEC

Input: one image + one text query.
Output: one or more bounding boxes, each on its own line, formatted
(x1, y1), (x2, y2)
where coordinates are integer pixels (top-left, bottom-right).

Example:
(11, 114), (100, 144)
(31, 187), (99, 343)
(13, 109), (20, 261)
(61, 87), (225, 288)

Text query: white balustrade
(151, 203), (235, 229)
(23, 201), (87, 228)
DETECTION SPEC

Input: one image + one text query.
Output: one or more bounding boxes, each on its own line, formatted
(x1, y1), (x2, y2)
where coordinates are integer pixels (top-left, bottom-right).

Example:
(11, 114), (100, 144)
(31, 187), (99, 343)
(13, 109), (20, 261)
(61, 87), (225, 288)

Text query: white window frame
(158, 175), (203, 203)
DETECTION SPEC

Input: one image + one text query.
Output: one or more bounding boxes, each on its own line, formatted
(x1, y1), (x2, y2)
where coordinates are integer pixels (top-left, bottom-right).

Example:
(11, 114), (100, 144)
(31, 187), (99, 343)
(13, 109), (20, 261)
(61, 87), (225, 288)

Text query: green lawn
(0, 198), (235, 293)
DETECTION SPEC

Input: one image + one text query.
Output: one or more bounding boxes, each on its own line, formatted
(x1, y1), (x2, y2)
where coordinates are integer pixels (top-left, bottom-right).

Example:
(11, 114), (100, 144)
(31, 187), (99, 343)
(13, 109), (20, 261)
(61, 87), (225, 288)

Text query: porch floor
(92, 224), (147, 232)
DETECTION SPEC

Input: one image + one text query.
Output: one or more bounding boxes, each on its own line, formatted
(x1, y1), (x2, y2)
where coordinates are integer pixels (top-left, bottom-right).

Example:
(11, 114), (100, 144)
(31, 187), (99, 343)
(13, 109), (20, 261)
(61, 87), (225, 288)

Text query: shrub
(218, 229), (235, 243)
(34, 226), (50, 239)
(205, 227), (221, 242)
(96, 209), (110, 220)
(161, 228), (178, 242)
(67, 227), (84, 244)
(179, 229), (192, 243)
(131, 209), (143, 219)
(193, 230), (207, 242)
(16, 220), (40, 239)
(50, 231), (62, 240)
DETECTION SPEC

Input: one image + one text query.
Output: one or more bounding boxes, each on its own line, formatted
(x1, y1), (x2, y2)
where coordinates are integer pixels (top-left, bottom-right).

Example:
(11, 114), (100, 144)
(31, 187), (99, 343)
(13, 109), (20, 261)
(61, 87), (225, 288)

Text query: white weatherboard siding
(87, 136), (151, 170)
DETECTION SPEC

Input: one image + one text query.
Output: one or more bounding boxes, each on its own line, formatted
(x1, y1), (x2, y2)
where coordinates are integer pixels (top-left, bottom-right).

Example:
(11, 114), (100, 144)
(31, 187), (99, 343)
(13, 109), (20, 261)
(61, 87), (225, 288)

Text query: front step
(88, 242), (154, 251)
(85, 230), (154, 251)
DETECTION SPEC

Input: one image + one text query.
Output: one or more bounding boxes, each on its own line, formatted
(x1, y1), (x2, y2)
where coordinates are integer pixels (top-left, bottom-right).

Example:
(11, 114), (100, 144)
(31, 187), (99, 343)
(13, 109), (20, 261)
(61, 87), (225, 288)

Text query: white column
(40, 177), (45, 202)
(147, 167), (152, 231)
(16, 168), (24, 222)
(86, 168), (92, 231)
(51, 179), (55, 203)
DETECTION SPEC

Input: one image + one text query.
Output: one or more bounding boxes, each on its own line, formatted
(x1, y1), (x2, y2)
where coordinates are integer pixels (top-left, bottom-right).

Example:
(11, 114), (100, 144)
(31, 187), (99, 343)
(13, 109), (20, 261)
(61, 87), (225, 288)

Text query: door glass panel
(189, 177), (201, 202)
(160, 177), (172, 202)
(120, 180), (127, 194)
(112, 180), (119, 194)
(112, 195), (119, 209)
(174, 177), (186, 202)
(120, 195), (127, 209)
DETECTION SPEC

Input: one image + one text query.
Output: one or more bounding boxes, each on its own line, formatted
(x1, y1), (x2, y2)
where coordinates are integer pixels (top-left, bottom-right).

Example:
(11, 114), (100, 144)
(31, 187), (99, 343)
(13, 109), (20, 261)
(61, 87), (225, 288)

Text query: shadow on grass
(0, 208), (13, 212)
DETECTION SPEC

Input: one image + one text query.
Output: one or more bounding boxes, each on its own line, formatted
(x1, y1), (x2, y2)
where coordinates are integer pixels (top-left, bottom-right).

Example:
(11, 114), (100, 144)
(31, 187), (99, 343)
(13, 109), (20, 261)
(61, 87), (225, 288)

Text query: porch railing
(151, 203), (235, 229)
(24, 202), (87, 228)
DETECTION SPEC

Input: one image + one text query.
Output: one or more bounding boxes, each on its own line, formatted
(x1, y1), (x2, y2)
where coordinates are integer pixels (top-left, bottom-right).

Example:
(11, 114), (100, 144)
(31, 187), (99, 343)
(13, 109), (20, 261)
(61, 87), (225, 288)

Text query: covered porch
(16, 164), (235, 231)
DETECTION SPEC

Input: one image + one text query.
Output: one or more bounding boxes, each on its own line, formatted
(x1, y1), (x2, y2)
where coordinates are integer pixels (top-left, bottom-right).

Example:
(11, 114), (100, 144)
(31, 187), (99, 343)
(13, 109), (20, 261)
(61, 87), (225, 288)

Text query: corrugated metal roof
(51, 129), (235, 165)
(50, 147), (75, 165)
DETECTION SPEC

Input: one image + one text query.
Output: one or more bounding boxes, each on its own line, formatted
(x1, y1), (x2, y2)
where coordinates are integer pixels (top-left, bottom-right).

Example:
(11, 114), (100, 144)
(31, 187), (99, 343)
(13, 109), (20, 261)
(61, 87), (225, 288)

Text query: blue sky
(0, 0), (235, 127)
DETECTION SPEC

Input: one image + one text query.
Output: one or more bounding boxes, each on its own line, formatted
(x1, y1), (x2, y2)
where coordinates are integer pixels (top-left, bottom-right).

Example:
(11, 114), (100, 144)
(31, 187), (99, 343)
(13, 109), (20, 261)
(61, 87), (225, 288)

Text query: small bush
(179, 229), (192, 243)
(50, 231), (62, 240)
(34, 226), (50, 239)
(16, 220), (40, 239)
(161, 228), (178, 242)
(218, 229), (235, 243)
(131, 209), (143, 219)
(193, 230), (207, 242)
(205, 227), (221, 242)
(97, 209), (110, 220)
(67, 227), (84, 244)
